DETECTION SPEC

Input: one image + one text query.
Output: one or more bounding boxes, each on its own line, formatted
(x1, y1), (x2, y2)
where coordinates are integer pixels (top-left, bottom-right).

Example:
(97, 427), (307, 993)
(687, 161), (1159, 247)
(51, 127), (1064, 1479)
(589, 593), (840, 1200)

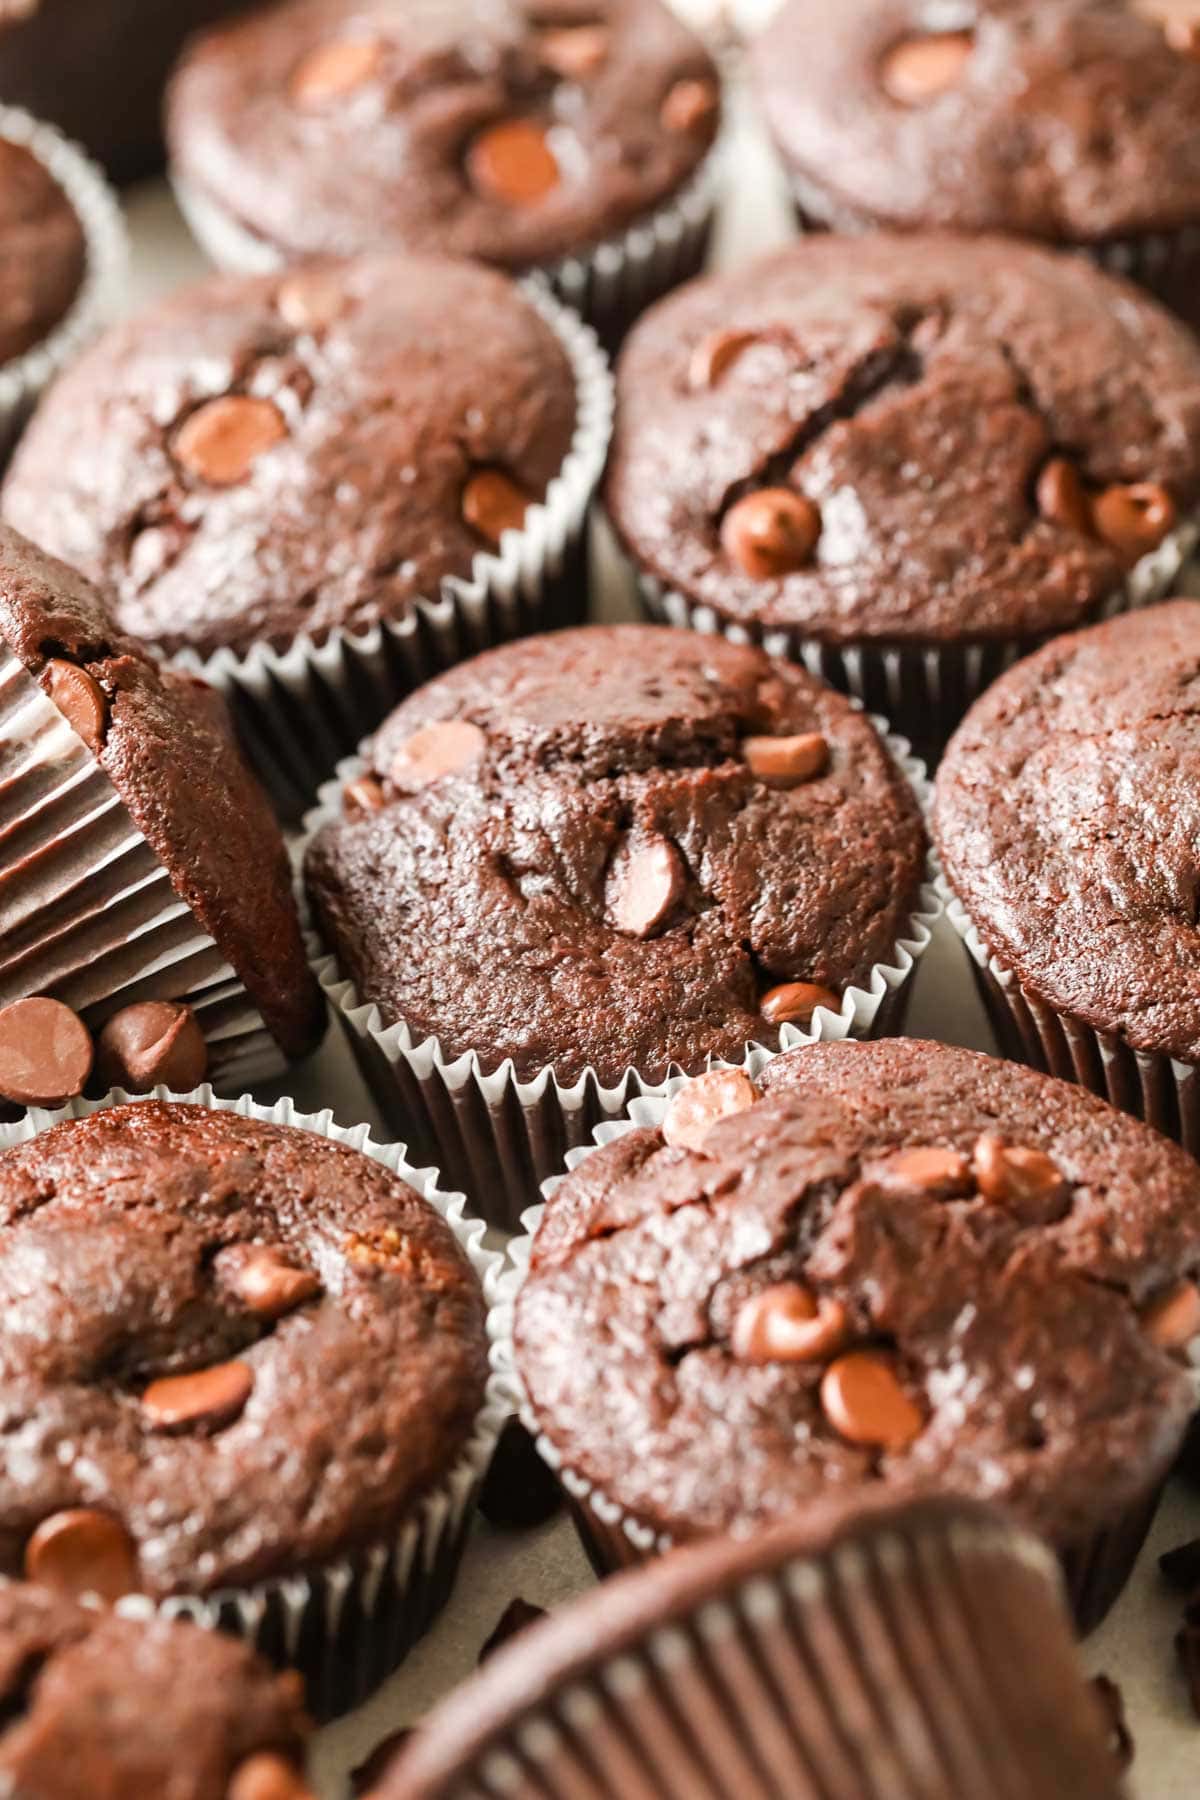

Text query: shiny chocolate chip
(141, 1360), (253, 1432)
(1036, 456), (1092, 534)
(0, 997), (93, 1107)
(741, 731), (828, 787)
(24, 1508), (138, 1602)
(221, 1245), (322, 1321)
(820, 1351), (923, 1449)
(1142, 1278), (1200, 1351)
(661, 1068), (762, 1153)
(390, 719), (486, 791)
(722, 489), (821, 579)
(537, 24), (609, 77)
(462, 468), (534, 545)
(760, 980), (839, 1027)
(290, 37), (383, 106)
(96, 1001), (208, 1095)
(1091, 482), (1177, 565)
(467, 118), (560, 205)
(688, 329), (758, 390)
(971, 1134), (1068, 1222)
(173, 395), (287, 486)
(605, 835), (685, 938)
(660, 76), (719, 133)
(44, 658), (108, 754)
(881, 30), (973, 103)
(228, 1752), (316, 1800)
(871, 1145), (972, 1197)
(732, 1283), (850, 1363)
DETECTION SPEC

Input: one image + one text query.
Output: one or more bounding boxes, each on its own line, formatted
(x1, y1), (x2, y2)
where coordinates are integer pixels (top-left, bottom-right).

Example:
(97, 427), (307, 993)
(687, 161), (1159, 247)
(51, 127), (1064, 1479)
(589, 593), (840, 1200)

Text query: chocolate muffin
(0, 135), (84, 366)
(3, 253), (600, 813)
(750, 0), (1200, 332)
(934, 598), (1200, 1147)
(383, 1495), (1124, 1800)
(165, 0), (721, 342)
(0, 526), (323, 1088)
(0, 1579), (312, 1800)
(513, 1038), (1200, 1629)
(304, 624), (932, 1221)
(0, 1098), (493, 1712)
(607, 231), (1200, 758)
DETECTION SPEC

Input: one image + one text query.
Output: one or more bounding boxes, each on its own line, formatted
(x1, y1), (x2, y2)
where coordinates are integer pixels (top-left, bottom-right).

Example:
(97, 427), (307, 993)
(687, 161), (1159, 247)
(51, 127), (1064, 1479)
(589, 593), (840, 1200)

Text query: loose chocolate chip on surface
(660, 76), (719, 133)
(537, 24), (609, 77)
(760, 980), (840, 1027)
(173, 395), (288, 486)
(478, 1598), (547, 1664)
(276, 269), (348, 331)
(466, 118), (560, 206)
(722, 489), (821, 579)
(390, 719), (486, 790)
(741, 730), (828, 786)
(1090, 1675), (1135, 1772)
(96, 1001), (208, 1094)
(1142, 1278), (1200, 1350)
(290, 38), (383, 106)
(1036, 456), (1092, 535)
(351, 1729), (414, 1796)
(1091, 482), (1177, 564)
(228, 1752), (316, 1800)
(141, 1360), (254, 1432)
(24, 1508), (138, 1602)
(661, 1067), (762, 1152)
(605, 835), (685, 938)
(44, 658), (108, 754)
(343, 774), (386, 817)
(871, 1145), (972, 1196)
(820, 1351), (923, 1449)
(732, 1283), (850, 1363)
(462, 468), (534, 545)
(881, 30), (974, 104)
(688, 328), (758, 390)
(220, 1245), (322, 1320)
(1160, 1536), (1200, 1592)
(0, 996), (93, 1107)
(479, 1416), (563, 1529)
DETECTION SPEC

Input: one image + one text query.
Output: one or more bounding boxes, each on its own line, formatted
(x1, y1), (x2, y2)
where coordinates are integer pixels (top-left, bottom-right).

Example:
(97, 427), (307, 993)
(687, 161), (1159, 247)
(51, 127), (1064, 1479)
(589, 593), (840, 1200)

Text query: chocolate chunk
(605, 835), (685, 938)
(478, 1598), (547, 1664)
(760, 980), (839, 1026)
(44, 658), (107, 754)
(390, 720), (486, 790)
(688, 329), (757, 390)
(479, 1416), (563, 1529)
(537, 25), (609, 78)
(461, 468), (533, 545)
(173, 395), (287, 486)
(870, 1145), (972, 1196)
(741, 730), (828, 786)
(289, 38), (383, 107)
(1090, 1675), (1135, 1773)
(24, 1509), (138, 1603)
(95, 1001), (208, 1094)
(820, 1351), (923, 1449)
(721, 489), (821, 579)
(732, 1283), (850, 1363)
(1091, 482), (1177, 564)
(1141, 1277), (1200, 1350)
(0, 997), (94, 1107)
(219, 1245), (322, 1321)
(880, 31), (974, 104)
(343, 775), (386, 817)
(466, 119), (560, 206)
(141, 1360), (254, 1432)
(660, 76), (718, 134)
(1160, 1535), (1200, 1593)
(276, 269), (348, 332)
(351, 1728), (415, 1796)
(971, 1135), (1069, 1222)
(228, 1751), (316, 1800)
(661, 1068), (761, 1153)
(1036, 457), (1092, 534)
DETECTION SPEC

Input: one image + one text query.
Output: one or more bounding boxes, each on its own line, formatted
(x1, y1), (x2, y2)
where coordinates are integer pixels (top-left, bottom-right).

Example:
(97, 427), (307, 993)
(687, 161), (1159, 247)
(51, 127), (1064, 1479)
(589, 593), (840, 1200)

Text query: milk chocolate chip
(660, 76), (719, 133)
(688, 329), (758, 390)
(0, 997), (93, 1107)
(820, 1351), (923, 1449)
(24, 1508), (138, 1602)
(871, 1145), (972, 1197)
(733, 1283), (850, 1363)
(229, 1753), (316, 1800)
(881, 31), (974, 104)
(537, 24), (609, 77)
(972, 1134), (1068, 1222)
(467, 119), (560, 205)
(290, 38), (383, 106)
(722, 489), (821, 579)
(221, 1245), (322, 1321)
(1091, 483), (1176, 564)
(760, 980), (839, 1027)
(661, 1068), (761, 1153)
(141, 1360), (254, 1433)
(1142, 1278), (1200, 1350)
(462, 468), (534, 545)
(1036, 457), (1092, 535)
(390, 719), (486, 790)
(605, 835), (685, 938)
(343, 774), (386, 817)
(44, 658), (108, 754)
(276, 269), (349, 332)
(741, 731), (828, 786)
(96, 1001), (208, 1094)
(174, 395), (287, 486)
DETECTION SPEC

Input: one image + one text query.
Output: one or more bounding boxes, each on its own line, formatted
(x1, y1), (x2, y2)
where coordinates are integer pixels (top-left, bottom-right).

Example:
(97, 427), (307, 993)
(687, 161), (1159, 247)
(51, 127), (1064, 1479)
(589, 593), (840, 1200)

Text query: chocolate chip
(661, 1068), (761, 1153)
(351, 1729), (414, 1796)
(1036, 456), (1092, 535)
(1178, 1624), (1200, 1721)
(220, 1245), (322, 1321)
(462, 468), (534, 545)
(871, 1145), (973, 1197)
(0, 997), (93, 1107)
(971, 1135), (1068, 1223)
(390, 719), (486, 790)
(1160, 1536), (1200, 1593)
(880, 30), (974, 103)
(96, 1001), (208, 1095)
(276, 269), (348, 331)
(141, 1360), (254, 1432)
(537, 24), (609, 77)
(1090, 1675), (1135, 1773)
(343, 774), (386, 817)
(605, 835), (685, 938)
(1141, 1278), (1200, 1350)
(479, 1416), (563, 1529)
(24, 1508), (137, 1602)
(1091, 482), (1177, 565)
(660, 76), (719, 133)
(688, 329), (757, 391)
(722, 489), (821, 579)
(760, 980), (839, 1027)
(820, 1351), (923, 1449)
(466, 118), (560, 206)
(478, 1598), (546, 1664)
(1165, 17), (1200, 58)
(228, 1752), (316, 1800)
(44, 658), (108, 754)
(173, 395), (287, 487)
(290, 37), (383, 106)
(741, 731), (828, 786)
(732, 1283), (850, 1363)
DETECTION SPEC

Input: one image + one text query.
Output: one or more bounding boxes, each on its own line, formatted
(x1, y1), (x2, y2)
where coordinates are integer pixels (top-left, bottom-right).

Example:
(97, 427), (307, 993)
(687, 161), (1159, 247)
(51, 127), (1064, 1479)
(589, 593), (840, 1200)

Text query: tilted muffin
(513, 1038), (1200, 1629)
(165, 0), (722, 342)
(4, 252), (605, 813)
(750, 0), (1200, 331)
(0, 1097), (496, 1714)
(304, 624), (933, 1223)
(934, 598), (1200, 1148)
(0, 1580), (311, 1800)
(0, 528), (322, 1091)
(606, 232), (1200, 757)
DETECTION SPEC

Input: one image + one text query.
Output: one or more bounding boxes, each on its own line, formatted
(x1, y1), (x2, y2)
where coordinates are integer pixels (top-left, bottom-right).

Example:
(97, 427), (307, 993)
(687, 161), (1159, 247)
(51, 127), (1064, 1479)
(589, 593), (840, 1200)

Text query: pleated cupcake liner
(301, 717), (941, 1232)
(384, 1500), (1125, 1800)
(161, 284), (613, 821)
(630, 507), (1200, 767)
(492, 1078), (1193, 1635)
(0, 1085), (509, 1721)
(0, 104), (127, 466)
(0, 645), (286, 1092)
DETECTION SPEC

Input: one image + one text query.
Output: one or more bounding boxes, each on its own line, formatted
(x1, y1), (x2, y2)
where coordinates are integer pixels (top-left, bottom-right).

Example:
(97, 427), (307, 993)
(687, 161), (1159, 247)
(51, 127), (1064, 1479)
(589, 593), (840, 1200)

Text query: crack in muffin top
(515, 1039), (1200, 1548)
(605, 234), (1200, 643)
(303, 626), (928, 1086)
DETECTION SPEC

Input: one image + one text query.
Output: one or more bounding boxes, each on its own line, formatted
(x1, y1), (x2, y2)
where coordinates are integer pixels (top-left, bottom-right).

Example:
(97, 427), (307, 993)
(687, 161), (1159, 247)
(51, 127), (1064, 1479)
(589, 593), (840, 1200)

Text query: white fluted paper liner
(0, 105), (127, 465)
(302, 714), (941, 1230)
(162, 283), (612, 820)
(0, 1085), (509, 1720)
(0, 646), (286, 1091)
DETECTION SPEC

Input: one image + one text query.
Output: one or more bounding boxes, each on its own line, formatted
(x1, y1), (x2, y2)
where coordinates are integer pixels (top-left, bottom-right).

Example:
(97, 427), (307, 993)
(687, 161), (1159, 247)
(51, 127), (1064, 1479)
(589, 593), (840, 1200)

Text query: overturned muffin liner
(632, 507), (1200, 764)
(160, 285), (613, 821)
(0, 644), (291, 1092)
(0, 1085), (508, 1721)
(493, 1081), (1194, 1635)
(0, 105), (127, 466)
(301, 719), (941, 1232)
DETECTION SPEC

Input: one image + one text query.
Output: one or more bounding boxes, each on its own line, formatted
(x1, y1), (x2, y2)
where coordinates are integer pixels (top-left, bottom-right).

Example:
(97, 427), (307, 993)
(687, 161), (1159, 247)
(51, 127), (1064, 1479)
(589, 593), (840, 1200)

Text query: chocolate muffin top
(0, 135), (86, 366)
(0, 1579), (310, 1800)
(515, 1038), (1200, 1549)
(165, 0), (719, 270)
(303, 625), (928, 1086)
(750, 0), (1200, 242)
(0, 529), (323, 1058)
(0, 1100), (489, 1597)
(3, 256), (576, 658)
(935, 598), (1200, 1062)
(606, 233), (1200, 645)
